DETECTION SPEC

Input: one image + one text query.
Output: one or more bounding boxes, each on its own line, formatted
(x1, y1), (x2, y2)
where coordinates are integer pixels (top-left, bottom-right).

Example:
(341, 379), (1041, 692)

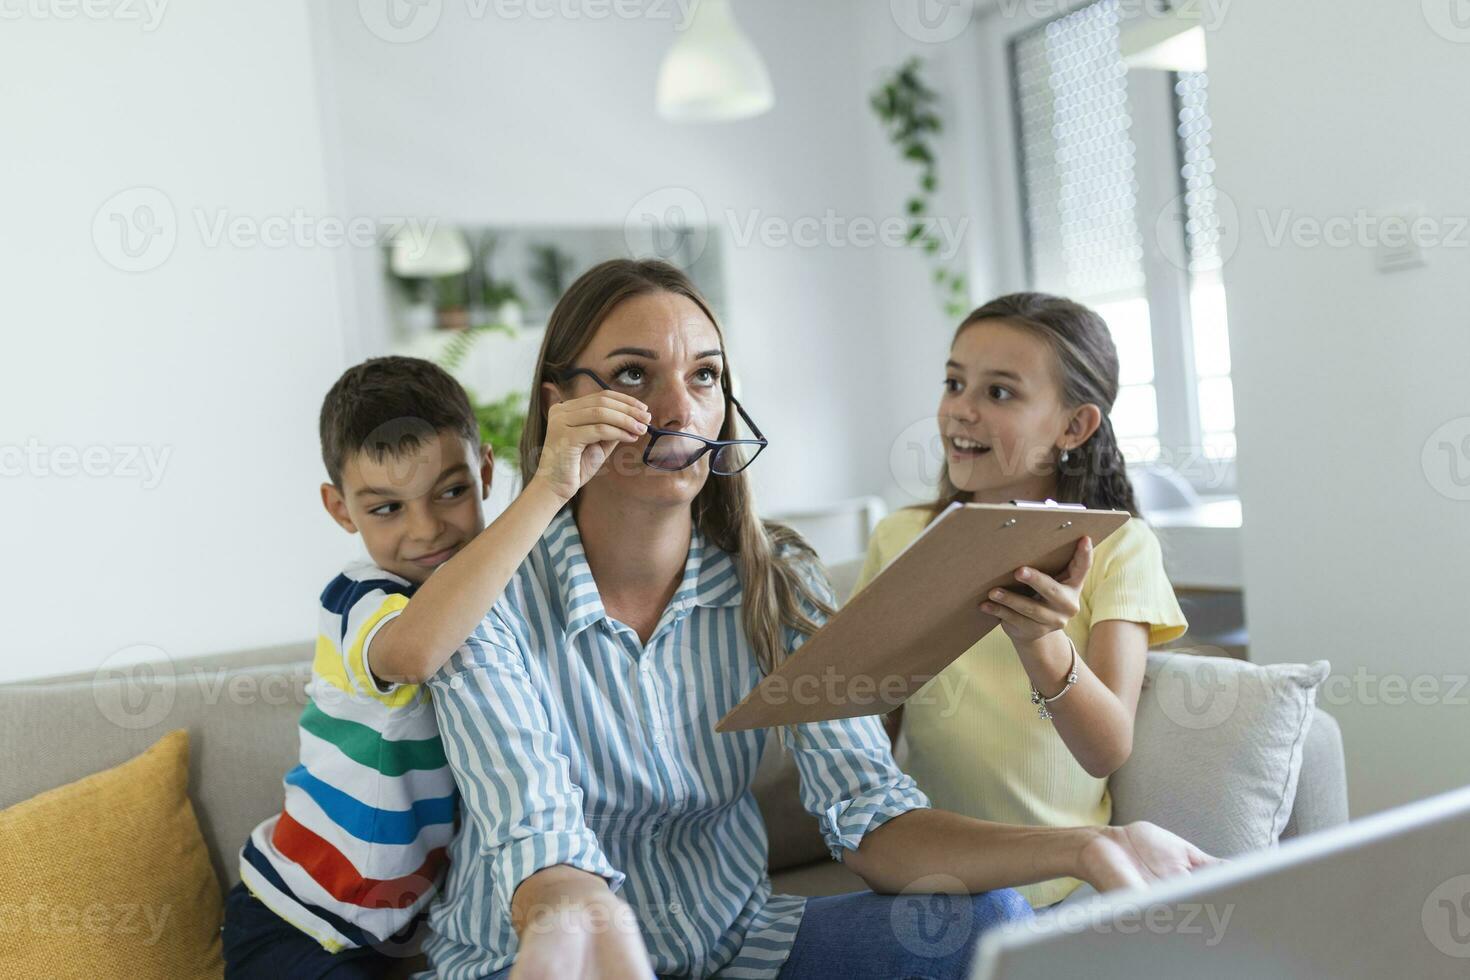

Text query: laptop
(970, 784), (1470, 980)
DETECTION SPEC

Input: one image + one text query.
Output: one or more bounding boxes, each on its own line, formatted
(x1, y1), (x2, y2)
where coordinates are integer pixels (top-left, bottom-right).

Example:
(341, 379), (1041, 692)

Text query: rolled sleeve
(778, 549), (931, 862)
(789, 714), (931, 862)
(486, 823), (622, 913)
(429, 611), (625, 910)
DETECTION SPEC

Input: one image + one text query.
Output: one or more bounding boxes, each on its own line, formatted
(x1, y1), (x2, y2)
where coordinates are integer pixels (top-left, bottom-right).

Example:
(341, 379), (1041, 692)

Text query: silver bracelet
(1029, 637), (1079, 720)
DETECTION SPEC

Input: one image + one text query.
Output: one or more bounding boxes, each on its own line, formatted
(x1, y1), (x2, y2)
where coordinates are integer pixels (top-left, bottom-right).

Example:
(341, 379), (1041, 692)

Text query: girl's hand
(1075, 821), (1219, 893)
(980, 536), (1093, 644)
(532, 392), (652, 502)
(509, 897), (655, 980)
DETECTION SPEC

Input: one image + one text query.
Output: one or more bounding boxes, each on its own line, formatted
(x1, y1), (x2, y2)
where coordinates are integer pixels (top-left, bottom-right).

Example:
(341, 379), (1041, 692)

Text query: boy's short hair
(319, 356), (479, 487)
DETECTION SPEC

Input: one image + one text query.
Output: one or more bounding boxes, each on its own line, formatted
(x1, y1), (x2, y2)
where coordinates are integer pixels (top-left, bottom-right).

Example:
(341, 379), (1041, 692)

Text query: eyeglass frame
(555, 367), (769, 475)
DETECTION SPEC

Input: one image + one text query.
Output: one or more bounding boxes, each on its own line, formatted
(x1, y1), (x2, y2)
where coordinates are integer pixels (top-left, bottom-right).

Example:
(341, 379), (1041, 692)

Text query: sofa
(0, 560), (1349, 972)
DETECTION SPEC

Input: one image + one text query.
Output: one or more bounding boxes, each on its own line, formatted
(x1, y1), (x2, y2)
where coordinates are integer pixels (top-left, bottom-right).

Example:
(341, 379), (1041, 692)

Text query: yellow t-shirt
(852, 506), (1188, 908)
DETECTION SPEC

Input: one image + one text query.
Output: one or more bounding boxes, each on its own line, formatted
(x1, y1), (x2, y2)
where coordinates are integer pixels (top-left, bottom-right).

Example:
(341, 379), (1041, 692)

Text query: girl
(418, 265), (1212, 979)
(855, 292), (1189, 909)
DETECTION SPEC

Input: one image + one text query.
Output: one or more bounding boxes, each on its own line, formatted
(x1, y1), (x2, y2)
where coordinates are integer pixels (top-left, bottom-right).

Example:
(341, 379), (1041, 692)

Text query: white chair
(766, 496), (888, 568)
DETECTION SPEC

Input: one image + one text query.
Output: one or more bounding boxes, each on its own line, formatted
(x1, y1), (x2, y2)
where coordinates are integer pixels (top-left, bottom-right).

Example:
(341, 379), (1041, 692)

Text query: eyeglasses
(558, 367), (768, 475)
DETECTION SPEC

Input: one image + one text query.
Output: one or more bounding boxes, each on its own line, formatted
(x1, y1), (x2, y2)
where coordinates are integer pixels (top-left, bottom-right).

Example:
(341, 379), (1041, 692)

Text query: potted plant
(434, 273), (471, 331)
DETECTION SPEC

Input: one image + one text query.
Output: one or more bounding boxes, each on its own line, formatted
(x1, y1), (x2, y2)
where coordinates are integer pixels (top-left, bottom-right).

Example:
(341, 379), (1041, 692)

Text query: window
(1175, 69), (1235, 462)
(1008, 0), (1235, 490)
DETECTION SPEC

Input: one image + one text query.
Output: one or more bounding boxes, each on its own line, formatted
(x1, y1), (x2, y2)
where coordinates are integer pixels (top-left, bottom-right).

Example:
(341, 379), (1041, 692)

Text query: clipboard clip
(1008, 498), (1087, 511)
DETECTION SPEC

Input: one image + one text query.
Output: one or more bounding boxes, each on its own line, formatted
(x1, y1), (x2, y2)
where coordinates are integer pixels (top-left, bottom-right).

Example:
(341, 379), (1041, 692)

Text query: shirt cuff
(360, 608), (405, 694)
(818, 778), (932, 863)
(489, 828), (627, 912)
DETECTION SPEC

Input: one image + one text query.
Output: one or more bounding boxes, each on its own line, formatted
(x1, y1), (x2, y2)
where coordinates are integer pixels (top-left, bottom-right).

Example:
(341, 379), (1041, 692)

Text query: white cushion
(1109, 651), (1330, 856)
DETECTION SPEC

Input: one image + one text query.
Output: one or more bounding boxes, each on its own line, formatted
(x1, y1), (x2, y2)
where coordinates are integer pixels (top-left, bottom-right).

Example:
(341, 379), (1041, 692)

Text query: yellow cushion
(0, 729), (224, 978)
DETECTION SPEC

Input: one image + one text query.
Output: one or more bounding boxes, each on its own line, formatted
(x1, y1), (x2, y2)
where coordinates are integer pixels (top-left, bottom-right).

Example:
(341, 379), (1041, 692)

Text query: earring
(1059, 448), (1071, 464)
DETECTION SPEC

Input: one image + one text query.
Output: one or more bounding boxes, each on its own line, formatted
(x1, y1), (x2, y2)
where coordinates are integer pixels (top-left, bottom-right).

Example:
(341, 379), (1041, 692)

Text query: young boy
(222, 356), (651, 978)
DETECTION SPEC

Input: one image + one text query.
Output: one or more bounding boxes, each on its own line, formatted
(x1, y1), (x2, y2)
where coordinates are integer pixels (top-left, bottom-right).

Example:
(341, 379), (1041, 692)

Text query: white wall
(1, 0), (351, 683)
(1205, 1), (1470, 815)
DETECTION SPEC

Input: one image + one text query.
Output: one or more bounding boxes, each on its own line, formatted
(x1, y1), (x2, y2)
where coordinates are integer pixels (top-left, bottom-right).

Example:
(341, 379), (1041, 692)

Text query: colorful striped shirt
(422, 507), (930, 979)
(240, 561), (457, 951)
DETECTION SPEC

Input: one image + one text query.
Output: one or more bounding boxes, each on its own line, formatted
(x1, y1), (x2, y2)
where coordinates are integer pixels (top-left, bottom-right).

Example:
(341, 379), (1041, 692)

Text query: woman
(420, 259), (1214, 980)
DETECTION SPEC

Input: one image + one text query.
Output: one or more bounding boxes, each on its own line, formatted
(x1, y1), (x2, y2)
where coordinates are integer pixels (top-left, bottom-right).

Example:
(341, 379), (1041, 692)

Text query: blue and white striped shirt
(422, 507), (930, 979)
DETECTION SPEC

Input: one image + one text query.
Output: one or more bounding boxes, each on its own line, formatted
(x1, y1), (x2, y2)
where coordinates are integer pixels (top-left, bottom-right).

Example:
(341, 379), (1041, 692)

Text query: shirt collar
(545, 507), (743, 643)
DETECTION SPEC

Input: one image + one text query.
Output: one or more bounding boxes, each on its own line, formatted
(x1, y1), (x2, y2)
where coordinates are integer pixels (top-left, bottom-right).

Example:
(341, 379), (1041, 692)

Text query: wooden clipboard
(715, 501), (1131, 732)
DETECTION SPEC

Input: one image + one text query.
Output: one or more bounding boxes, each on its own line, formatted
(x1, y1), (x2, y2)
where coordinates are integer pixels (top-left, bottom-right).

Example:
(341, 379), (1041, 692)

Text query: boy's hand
(533, 392), (652, 501)
(980, 536), (1093, 645)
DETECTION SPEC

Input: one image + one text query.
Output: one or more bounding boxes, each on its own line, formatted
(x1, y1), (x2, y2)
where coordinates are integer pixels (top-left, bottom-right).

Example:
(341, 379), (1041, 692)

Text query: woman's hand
(1075, 821), (1220, 893)
(980, 536), (1093, 645)
(509, 896), (654, 980)
(532, 392), (652, 502)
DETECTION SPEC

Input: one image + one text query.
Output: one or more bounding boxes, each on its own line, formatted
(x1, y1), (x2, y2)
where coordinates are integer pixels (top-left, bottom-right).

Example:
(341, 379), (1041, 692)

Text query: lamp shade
(389, 224), (472, 278)
(1120, 6), (1207, 72)
(656, 0), (773, 123)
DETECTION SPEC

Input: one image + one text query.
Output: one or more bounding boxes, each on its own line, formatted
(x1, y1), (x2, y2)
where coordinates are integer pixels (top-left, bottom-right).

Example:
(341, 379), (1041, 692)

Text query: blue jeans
(775, 889), (1032, 980)
(475, 888), (1031, 980)
(222, 882), (402, 980)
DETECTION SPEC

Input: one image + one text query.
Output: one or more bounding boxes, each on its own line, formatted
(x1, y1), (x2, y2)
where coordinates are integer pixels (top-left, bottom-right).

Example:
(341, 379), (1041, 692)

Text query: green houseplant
(870, 57), (970, 319)
(433, 323), (527, 473)
(472, 390), (529, 468)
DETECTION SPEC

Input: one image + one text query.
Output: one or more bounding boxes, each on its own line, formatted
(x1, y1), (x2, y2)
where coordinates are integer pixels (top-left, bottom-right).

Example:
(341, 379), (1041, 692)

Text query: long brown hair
(519, 258), (832, 673)
(930, 292), (1140, 518)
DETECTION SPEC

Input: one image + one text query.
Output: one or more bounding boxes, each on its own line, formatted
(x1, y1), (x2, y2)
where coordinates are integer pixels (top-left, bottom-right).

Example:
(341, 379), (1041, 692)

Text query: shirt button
(668, 902), (682, 916)
(653, 733), (665, 745)
(641, 660), (653, 673)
